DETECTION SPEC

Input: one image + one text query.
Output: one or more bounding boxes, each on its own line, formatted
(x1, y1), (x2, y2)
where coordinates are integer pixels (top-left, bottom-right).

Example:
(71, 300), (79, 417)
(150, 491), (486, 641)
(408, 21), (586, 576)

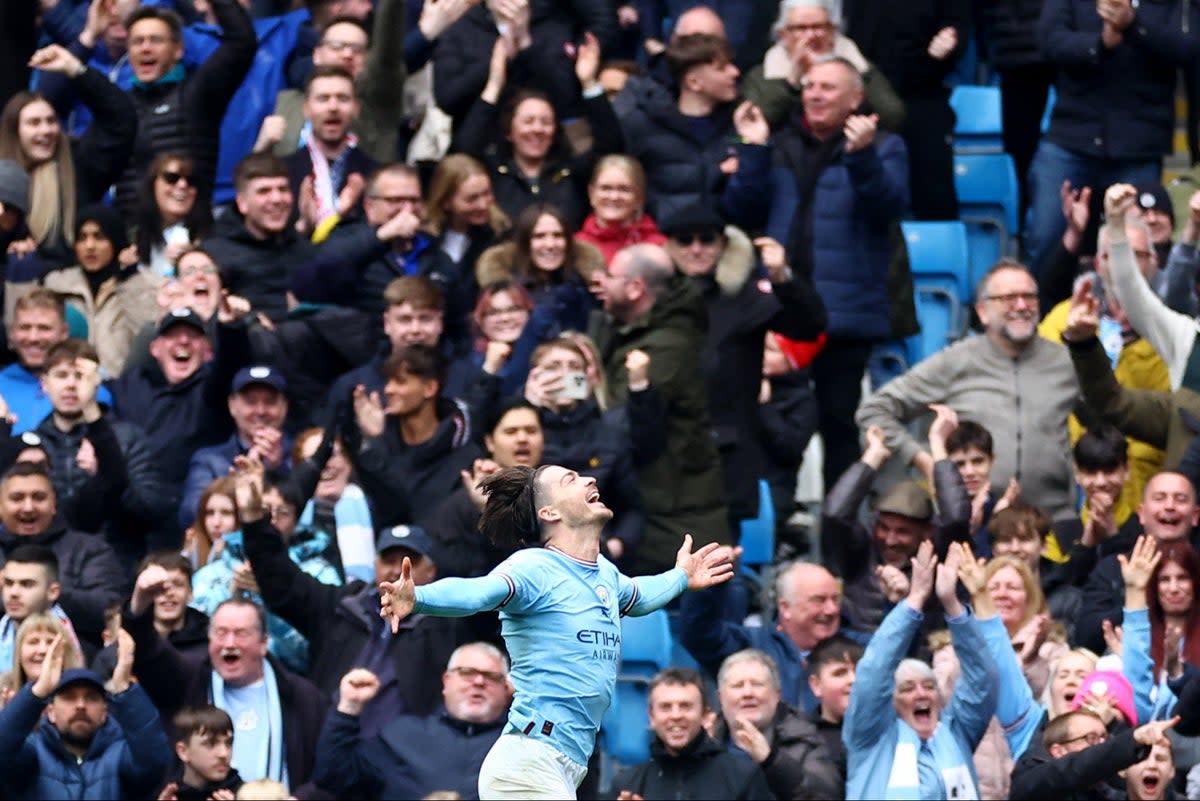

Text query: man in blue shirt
(378, 463), (735, 799)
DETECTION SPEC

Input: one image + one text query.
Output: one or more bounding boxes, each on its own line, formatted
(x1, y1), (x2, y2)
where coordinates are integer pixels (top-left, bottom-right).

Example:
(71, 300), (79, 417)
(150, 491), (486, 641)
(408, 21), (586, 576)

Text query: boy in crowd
(806, 635), (864, 789)
(944, 421), (999, 556)
(159, 706), (243, 800)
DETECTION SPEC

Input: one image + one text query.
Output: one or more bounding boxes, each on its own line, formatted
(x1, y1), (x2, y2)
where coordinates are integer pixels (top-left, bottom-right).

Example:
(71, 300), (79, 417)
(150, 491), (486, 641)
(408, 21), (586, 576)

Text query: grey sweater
(855, 334), (1080, 519)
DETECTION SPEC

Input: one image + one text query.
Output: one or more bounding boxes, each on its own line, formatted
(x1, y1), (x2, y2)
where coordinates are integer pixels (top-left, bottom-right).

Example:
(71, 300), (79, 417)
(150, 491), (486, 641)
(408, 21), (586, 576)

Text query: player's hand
(379, 557), (416, 633)
(675, 534), (736, 590)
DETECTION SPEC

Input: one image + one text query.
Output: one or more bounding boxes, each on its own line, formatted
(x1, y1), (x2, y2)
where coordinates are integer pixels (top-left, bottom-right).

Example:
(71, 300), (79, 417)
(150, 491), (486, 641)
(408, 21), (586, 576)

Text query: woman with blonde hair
(0, 45), (135, 266)
(422, 154), (510, 352)
(574, 155), (666, 266)
(183, 477), (239, 570)
(0, 613), (83, 707)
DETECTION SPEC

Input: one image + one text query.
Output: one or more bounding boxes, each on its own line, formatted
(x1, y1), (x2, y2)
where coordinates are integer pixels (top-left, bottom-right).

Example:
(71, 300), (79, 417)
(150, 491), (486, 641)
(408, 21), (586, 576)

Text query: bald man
(678, 560), (869, 715)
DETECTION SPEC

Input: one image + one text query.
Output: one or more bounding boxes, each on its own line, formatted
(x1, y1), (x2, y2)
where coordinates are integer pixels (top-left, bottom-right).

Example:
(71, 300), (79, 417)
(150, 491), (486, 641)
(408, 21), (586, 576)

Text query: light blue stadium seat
(600, 610), (675, 767)
(738, 479), (775, 568)
(950, 85), (1003, 153)
(901, 221), (971, 363)
(954, 153), (1021, 293)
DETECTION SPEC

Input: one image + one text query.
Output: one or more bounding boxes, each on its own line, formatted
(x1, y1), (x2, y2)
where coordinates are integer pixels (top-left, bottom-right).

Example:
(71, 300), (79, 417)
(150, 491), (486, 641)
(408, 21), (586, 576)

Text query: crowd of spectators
(1, 0), (1200, 799)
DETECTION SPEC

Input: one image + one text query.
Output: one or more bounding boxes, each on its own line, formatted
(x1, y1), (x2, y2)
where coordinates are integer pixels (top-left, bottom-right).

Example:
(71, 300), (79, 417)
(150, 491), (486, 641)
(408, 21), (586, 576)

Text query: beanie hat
(1070, 669), (1137, 726)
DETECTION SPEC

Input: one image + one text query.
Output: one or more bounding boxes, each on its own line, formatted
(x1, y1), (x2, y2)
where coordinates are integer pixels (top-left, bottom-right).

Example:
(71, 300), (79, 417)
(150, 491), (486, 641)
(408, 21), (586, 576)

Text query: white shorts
(477, 732), (588, 800)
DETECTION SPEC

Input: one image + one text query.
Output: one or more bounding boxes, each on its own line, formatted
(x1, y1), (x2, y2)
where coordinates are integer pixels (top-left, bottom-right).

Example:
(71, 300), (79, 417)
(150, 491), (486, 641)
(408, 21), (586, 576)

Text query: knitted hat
(1070, 669), (1137, 726)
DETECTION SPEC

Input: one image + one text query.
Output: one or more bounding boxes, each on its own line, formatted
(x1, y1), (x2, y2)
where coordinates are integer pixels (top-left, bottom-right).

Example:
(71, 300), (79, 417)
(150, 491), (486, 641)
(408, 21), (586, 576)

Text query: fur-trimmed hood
(708, 225), (758, 296)
(475, 238), (608, 287)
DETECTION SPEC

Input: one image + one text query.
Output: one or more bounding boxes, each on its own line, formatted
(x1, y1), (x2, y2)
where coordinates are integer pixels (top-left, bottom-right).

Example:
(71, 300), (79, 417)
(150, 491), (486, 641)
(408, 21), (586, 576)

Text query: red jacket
(575, 213), (667, 266)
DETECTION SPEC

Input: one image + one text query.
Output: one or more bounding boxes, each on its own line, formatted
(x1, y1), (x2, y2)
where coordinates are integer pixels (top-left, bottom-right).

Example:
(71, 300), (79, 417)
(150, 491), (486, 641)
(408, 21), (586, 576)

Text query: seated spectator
(0, 636), (171, 801)
(858, 261), (1080, 520)
(931, 554), (1069, 800)
(184, 478), (239, 571)
(0, 44), (136, 267)
(160, 706), (244, 801)
(987, 503), (1080, 630)
(610, 666), (773, 800)
(521, 338), (643, 565)
(743, 0), (904, 132)
(239, 457), (470, 737)
(285, 65), (375, 235)
(23, 205), (160, 378)
(204, 153), (313, 324)
(179, 365), (291, 530)
(574, 155), (667, 268)
(1010, 707), (1178, 799)
(680, 558), (867, 716)
(0, 612), (83, 708)
(619, 33), (770, 225)
(108, 301), (254, 491)
(0, 289), (113, 435)
(124, 582), (326, 792)
(192, 473), (341, 674)
(0, 545), (73, 672)
(312, 643), (512, 799)
(419, 154), (510, 354)
(844, 542), (997, 800)
(344, 344), (482, 529)
(290, 426), (374, 583)
(453, 33), (623, 227)
(476, 203), (603, 336)
(806, 635), (865, 790)
(821, 417), (969, 634)
(712, 649), (842, 799)
(0, 462), (124, 654)
(92, 552), (208, 681)
(289, 163), (433, 333)
(36, 339), (175, 566)
(133, 152), (212, 279)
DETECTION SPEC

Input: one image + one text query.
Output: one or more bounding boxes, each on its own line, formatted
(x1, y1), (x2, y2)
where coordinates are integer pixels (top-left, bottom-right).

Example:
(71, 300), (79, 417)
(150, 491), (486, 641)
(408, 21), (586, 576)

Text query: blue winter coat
(767, 125), (909, 340)
(179, 431), (294, 530)
(0, 683), (171, 801)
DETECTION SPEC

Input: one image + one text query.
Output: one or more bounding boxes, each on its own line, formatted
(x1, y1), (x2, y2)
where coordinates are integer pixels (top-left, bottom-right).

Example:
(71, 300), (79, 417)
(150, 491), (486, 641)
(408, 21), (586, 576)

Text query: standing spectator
(610, 666), (773, 800)
(114, 0), (256, 214)
(0, 44), (135, 267)
(0, 635), (171, 801)
(453, 32), (624, 228)
(312, 643), (513, 799)
(1024, 0), (1199, 269)
(589, 244), (730, 573)
(768, 56), (909, 493)
(711, 649), (842, 800)
(841, 0), (969, 220)
(844, 542), (997, 800)
(574, 155), (667, 268)
(856, 261), (1080, 520)
(0, 545), (72, 671)
(132, 152), (213, 279)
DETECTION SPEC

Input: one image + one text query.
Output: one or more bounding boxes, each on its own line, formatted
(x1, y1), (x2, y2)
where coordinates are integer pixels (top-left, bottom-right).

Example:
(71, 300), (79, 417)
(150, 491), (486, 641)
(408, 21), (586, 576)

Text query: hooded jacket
(589, 274), (730, 572)
(575, 213), (667, 267)
(476, 238), (604, 335)
(610, 731), (773, 800)
(0, 682), (171, 801)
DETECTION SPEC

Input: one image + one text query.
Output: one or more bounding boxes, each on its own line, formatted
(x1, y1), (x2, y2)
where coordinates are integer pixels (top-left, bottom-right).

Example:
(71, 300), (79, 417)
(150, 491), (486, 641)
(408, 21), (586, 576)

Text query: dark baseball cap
(231, 365), (287, 395)
(155, 307), (207, 338)
(375, 524), (434, 558)
(875, 481), (934, 522)
(53, 668), (107, 697)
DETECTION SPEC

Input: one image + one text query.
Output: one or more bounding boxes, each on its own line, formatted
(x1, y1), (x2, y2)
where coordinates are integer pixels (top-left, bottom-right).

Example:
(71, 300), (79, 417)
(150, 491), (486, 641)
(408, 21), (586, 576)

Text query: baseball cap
(1135, 183), (1174, 224)
(0, 159), (30, 217)
(375, 524), (434, 558)
(874, 481), (933, 522)
(155, 307), (207, 338)
(53, 668), (107, 697)
(231, 365), (287, 395)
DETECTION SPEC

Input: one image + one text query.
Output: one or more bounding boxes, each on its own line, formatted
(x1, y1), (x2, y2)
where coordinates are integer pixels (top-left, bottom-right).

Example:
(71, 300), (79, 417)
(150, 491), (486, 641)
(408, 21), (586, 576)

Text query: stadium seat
(954, 154), (1021, 293)
(738, 479), (775, 568)
(950, 85), (1003, 153)
(600, 610), (675, 766)
(901, 221), (971, 362)
(871, 340), (912, 387)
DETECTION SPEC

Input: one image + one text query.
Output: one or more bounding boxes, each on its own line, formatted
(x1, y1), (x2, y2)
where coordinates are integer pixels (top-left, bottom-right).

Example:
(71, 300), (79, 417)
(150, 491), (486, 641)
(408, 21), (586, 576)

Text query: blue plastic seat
(950, 85), (1003, 153)
(599, 610), (676, 767)
(738, 479), (775, 568)
(954, 153), (1021, 293)
(901, 221), (971, 362)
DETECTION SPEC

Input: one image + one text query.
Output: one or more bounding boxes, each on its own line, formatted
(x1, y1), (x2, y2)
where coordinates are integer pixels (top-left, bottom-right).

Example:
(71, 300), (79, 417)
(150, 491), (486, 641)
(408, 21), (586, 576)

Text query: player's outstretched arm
(620, 534), (736, 617)
(380, 556), (514, 632)
(676, 534), (736, 590)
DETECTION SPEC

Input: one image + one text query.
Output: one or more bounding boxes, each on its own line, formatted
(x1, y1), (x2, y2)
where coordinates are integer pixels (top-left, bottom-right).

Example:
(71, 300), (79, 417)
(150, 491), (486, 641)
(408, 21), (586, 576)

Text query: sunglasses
(673, 231), (721, 246)
(159, 171), (194, 188)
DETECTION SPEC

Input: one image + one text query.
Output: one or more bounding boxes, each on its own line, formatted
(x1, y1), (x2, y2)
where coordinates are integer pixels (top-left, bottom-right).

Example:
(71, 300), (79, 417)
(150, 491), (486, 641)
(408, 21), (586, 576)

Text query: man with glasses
(312, 643), (512, 798)
(858, 261), (1081, 519)
(1011, 707), (1179, 798)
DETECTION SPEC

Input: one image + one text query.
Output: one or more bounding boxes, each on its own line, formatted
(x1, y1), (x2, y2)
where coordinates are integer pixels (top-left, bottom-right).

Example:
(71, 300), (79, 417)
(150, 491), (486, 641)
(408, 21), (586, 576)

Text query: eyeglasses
(178, 263), (217, 278)
(159, 171), (194, 188)
(448, 666), (506, 684)
(673, 231), (721, 246)
(1059, 731), (1106, 747)
(320, 39), (367, 55)
(984, 291), (1038, 306)
(784, 22), (834, 34)
(483, 305), (529, 318)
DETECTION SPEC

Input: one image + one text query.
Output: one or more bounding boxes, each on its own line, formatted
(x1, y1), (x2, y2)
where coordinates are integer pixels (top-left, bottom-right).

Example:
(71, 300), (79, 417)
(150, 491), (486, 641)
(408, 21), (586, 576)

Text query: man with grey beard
(856, 261), (1080, 519)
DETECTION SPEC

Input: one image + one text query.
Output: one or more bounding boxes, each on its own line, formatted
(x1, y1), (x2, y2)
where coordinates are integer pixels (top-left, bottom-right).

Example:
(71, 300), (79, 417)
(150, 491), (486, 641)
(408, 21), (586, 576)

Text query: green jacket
(741, 63), (906, 134)
(589, 276), (730, 572)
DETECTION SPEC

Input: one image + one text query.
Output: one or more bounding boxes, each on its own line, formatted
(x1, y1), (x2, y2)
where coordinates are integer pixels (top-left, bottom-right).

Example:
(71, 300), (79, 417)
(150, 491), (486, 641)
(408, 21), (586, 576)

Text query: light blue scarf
(300, 484), (375, 582)
(883, 721), (979, 800)
(210, 658), (285, 783)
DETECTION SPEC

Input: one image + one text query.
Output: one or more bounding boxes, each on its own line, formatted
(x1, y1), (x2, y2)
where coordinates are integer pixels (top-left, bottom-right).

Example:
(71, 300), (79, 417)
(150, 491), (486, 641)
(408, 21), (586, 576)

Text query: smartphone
(558, 371), (590, 400)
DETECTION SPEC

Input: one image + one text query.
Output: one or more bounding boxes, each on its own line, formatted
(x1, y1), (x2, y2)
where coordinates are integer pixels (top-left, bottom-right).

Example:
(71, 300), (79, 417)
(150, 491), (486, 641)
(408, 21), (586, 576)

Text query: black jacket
(611, 731), (775, 800)
(240, 517), (472, 712)
(711, 705), (842, 801)
(1038, 0), (1200, 159)
(423, 487), (511, 581)
(0, 520), (125, 649)
(981, 0), (1049, 69)
(418, 226), (502, 355)
(92, 606), (210, 680)
(204, 212), (317, 323)
(116, 0), (255, 212)
(842, 0), (971, 98)
(1010, 727), (1149, 800)
(758, 368), (818, 523)
(689, 226), (826, 520)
